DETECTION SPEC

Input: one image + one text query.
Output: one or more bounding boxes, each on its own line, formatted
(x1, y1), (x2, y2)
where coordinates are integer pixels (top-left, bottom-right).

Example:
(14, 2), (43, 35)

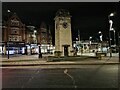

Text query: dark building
(37, 22), (53, 54)
(2, 13), (26, 55)
(1, 13), (53, 55)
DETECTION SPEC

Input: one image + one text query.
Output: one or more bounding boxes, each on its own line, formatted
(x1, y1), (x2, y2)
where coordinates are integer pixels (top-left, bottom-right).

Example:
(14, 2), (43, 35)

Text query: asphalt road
(2, 65), (119, 89)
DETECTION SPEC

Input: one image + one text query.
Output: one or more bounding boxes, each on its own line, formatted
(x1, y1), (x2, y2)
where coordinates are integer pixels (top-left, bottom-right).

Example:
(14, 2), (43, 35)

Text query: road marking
(64, 69), (77, 88)
(21, 69), (40, 88)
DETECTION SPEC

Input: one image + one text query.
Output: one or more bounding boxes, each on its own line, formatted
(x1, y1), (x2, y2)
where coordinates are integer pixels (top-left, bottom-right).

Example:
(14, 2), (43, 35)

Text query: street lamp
(109, 28), (116, 46)
(98, 31), (103, 52)
(98, 31), (101, 34)
(89, 36), (92, 53)
(113, 29), (116, 46)
(34, 30), (37, 33)
(110, 28), (116, 46)
(108, 13), (115, 57)
(7, 9), (11, 59)
(98, 31), (103, 42)
(118, 33), (120, 62)
(7, 10), (11, 13)
(89, 36), (92, 44)
(109, 13), (114, 17)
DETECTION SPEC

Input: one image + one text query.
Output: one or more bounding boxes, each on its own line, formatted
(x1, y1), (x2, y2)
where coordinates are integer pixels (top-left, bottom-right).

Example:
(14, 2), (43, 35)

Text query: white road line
(21, 70), (40, 88)
(64, 69), (77, 88)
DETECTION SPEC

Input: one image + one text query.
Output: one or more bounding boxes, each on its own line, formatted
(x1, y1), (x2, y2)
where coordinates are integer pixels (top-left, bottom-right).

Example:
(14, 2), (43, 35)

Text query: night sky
(2, 2), (119, 44)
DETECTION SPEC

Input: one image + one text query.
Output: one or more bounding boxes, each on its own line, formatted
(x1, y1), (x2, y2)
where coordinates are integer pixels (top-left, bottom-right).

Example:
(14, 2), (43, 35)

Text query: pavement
(0, 53), (120, 66)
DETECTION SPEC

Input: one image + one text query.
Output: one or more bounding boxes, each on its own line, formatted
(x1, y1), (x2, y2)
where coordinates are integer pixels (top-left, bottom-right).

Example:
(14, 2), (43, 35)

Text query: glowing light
(109, 13), (114, 17)
(98, 31), (101, 34)
(7, 10), (11, 12)
(89, 36), (92, 39)
(34, 30), (37, 33)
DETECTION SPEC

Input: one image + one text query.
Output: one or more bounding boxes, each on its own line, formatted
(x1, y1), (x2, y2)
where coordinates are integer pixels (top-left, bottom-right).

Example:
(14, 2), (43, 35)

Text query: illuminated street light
(98, 31), (103, 42)
(98, 31), (101, 34)
(89, 36), (92, 53)
(34, 30), (37, 33)
(89, 36), (92, 44)
(109, 20), (113, 31)
(108, 13), (115, 57)
(76, 37), (78, 40)
(109, 13), (114, 17)
(89, 36), (92, 39)
(7, 9), (11, 13)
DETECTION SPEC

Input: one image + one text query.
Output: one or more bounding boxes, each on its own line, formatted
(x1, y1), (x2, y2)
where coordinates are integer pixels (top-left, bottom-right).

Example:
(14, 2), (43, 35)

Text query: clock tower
(54, 9), (72, 56)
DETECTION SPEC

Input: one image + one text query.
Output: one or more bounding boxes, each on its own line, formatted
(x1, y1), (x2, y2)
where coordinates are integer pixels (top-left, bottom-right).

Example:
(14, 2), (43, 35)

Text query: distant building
(73, 40), (109, 53)
(1, 13), (54, 55)
(26, 25), (38, 55)
(37, 22), (53, 54)
(38, 22), (48, 44)
(2, 13), (26, 55)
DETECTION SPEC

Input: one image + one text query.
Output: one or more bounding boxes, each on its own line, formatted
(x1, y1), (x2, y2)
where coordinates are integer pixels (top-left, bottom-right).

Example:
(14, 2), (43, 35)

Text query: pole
(30, 43), (32, 55)
(25, 45), (27, 55)
(39, 45), (42, 58)
(109, 30), (112, 57)
(114, 30), (116, 46)
(7, 42), (9, 59)
(108, 16), (112, 58)
(78, 29), (80, 42)
(118, 32), (120, 62)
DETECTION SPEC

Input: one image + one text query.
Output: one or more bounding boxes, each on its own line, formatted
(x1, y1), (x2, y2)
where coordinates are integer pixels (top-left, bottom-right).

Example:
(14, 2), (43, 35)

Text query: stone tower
(54, 9), (72, 56)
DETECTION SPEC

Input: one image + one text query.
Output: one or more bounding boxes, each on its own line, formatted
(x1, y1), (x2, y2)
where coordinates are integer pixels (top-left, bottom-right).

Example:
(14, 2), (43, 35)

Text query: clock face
(63, 22), (68, 29)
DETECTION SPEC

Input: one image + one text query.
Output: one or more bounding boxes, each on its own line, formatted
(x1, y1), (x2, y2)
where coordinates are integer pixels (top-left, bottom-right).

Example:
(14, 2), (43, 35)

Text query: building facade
(1, 13), (53, 55)
(37, 22), (53, 54)
(2, 13), (26, 55)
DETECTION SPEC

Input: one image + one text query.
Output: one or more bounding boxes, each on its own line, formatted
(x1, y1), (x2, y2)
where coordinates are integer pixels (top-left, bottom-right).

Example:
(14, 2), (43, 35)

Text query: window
(11, 20), (19, 26)
(41, 39), (47, 43)
(11, 28), (19, 34)
(9, 35), (22, 41)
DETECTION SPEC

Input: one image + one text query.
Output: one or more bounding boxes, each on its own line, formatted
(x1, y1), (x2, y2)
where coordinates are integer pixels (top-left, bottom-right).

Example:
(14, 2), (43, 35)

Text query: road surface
(2, 65), (119, 89)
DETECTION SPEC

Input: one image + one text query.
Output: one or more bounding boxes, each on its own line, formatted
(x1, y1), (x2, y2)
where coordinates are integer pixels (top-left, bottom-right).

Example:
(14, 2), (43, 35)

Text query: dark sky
(2, 2), (119, 43)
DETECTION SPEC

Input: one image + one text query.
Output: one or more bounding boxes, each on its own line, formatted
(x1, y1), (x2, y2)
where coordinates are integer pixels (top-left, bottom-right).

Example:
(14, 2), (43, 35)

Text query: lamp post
(108, 13), (115, 57)
(98, 31), (103, 42)
(89, 36), (92, 53)
(7, 10), (11, 59)
(110, 28), (116, 46)
(113, 29), (116, 46)
(118, 32), (120, 62)
(7, 42), (9, 59)
(89, 36), (92, 44)
(98, 31), (103, 52)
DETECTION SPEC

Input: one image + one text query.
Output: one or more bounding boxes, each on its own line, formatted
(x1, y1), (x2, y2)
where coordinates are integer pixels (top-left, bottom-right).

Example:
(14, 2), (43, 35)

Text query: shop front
(26, 44), (39, 55)
(1, 42), (26, 55)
